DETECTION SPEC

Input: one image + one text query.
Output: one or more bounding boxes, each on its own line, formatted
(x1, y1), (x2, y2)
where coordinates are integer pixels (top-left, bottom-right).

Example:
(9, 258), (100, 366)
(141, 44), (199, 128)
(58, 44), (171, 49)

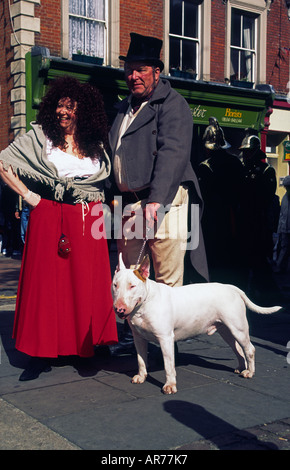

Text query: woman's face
(56, 97), (77, 134)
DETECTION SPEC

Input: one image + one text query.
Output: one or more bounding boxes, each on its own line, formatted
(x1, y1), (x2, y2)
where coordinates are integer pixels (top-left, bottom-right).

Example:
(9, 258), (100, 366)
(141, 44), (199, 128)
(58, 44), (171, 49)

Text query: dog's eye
(130, 285), (136, 289)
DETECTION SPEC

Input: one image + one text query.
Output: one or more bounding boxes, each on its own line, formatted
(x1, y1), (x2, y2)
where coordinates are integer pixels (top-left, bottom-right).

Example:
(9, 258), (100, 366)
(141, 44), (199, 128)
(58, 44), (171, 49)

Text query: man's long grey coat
(109, 78), (209, 282)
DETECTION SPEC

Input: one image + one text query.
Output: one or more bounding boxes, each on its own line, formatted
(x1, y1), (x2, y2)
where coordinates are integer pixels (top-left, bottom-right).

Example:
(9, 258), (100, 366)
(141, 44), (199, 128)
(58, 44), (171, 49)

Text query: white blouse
(46, 140), (100, 178)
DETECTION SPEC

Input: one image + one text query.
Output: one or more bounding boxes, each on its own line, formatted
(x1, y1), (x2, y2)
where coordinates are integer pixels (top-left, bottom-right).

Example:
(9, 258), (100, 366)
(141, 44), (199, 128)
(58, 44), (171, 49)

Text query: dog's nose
(114, 307), (127, 319)
(116, 307), (125, 314)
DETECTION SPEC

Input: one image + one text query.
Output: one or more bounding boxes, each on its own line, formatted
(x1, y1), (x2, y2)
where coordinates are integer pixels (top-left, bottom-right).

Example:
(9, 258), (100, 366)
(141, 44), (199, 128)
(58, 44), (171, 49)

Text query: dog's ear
(134, 255), (150, 282)
(115, 252), (126, 273)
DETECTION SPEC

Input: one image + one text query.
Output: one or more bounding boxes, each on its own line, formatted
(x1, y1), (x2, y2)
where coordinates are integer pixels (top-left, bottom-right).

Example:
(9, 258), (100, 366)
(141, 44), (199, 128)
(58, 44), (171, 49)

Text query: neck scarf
(131, 89), (155, 114)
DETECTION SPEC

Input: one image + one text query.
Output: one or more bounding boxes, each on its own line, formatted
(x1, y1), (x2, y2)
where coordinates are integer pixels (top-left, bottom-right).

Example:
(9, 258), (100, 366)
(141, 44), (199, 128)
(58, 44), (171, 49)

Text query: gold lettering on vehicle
(224, 108), (242, 118)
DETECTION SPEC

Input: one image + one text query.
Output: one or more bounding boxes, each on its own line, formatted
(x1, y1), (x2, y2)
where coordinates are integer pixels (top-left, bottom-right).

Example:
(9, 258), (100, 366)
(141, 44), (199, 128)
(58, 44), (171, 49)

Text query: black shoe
(109, 330), (136, 356)
(110, 320), (136, 356)
(110, 343), (136, 356)
(19, 358), (52, 381)
(109, 342), (136, 356)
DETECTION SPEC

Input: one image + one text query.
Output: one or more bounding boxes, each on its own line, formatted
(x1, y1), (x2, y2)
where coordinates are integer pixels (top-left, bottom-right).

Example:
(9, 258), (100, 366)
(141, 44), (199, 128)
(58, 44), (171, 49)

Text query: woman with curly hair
(0, 76), (117, 380)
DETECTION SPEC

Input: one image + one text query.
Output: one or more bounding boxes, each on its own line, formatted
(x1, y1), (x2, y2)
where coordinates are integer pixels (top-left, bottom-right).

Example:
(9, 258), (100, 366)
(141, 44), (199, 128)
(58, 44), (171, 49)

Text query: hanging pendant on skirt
(58, 233), (71, 257)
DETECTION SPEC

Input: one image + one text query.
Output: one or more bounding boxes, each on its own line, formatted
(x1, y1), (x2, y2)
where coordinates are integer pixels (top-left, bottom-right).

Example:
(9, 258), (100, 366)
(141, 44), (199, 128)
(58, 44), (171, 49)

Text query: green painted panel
(188, 103), (262, 129)
(25, 52), (273, 133)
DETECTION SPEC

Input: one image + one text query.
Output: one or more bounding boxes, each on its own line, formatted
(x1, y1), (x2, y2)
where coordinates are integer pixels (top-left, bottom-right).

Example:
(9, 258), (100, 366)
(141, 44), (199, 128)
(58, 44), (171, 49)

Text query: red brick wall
(1, 0), (288, 153)
(119, 0), (164, 65)
(210, 1), (226, 83)
(266, 0), (289, 94)
(34, 0), (62, 56)
(0, 0), (14, 149)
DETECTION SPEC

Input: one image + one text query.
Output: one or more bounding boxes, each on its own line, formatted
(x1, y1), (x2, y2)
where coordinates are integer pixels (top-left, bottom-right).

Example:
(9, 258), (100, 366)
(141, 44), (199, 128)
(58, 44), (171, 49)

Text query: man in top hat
(197, 117), (244, 285)
(109, 33), (208, 355)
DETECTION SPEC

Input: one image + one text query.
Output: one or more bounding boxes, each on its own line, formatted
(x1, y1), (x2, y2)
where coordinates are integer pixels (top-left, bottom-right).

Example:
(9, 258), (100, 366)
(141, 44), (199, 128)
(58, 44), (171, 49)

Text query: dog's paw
(162, 384), (177, 394)
(239, 369), (254, 378)
(131, 374), (147, 384)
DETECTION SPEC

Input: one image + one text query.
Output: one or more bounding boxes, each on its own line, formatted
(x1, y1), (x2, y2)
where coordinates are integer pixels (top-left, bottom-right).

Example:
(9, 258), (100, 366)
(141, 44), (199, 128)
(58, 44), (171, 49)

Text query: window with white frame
(69, 0), (107, 58)
(230, 8), (257, 82)
(169, 0), (200, 78)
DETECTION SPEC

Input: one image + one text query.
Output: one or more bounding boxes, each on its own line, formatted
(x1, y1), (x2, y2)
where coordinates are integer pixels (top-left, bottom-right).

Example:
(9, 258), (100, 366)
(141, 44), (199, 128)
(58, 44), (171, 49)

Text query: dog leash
(135, 227), (151, 268)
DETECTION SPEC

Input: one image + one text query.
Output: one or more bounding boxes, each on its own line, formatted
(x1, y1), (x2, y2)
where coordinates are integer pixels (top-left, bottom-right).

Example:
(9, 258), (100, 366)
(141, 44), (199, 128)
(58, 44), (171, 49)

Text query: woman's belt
(40, 176), (91, 205)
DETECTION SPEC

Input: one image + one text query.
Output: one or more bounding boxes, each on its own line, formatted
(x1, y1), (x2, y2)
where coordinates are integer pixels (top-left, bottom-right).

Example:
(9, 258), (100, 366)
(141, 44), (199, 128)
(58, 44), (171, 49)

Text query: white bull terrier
(112, 253), (282, 394)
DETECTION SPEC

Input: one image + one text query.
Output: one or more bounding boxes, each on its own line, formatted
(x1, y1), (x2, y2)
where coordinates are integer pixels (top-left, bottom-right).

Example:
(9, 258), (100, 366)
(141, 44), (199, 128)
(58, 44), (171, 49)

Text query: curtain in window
(69, 0), (105, 58)
(70, 0), (85, 16)
(243, 25), (252, 81)
(85, 21), (104, 57)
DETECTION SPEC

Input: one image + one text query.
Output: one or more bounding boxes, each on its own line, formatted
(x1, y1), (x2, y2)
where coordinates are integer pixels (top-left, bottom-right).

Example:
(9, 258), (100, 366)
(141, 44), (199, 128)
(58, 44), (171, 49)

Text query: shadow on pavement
(164, 400), (279, 450)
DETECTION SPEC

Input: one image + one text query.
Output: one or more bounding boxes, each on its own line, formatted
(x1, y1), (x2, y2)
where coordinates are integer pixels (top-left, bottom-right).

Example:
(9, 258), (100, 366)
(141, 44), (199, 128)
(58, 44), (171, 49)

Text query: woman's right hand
(23, 189), (41, 208)
(0, 162), (40, 206)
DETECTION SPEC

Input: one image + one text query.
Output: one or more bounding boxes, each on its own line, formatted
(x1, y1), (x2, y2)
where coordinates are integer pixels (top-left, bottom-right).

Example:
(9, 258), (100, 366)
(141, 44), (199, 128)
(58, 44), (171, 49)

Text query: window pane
(69, 0), (85, 16)
(69, 16), (85, 55)
(69, 0), (106, 58)
(231, 11), (241, 47)
(169, 0), (199, 76)
(182, 39), (197, 72)
(240, 50), (253, 81)
(87, 0), (105, 20)
(85, 21), (105, 57)
(242, 15), (255, 49)
(230, 8), (256, 82)
(170, 0), (182, 35)
(184, 2), (198, 38)
(230, 48), (239, 80)
(169, 36), (181, 70)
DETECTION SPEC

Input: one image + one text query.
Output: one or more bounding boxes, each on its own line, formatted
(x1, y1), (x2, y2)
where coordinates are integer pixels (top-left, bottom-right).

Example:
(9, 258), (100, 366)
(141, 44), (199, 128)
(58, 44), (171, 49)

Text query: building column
(9, 0), (40, 137)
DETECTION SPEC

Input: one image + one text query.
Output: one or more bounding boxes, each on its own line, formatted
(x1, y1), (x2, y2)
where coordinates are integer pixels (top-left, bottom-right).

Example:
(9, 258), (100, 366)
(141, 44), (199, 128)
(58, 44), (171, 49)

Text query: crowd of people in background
(197, 122), (281, 307)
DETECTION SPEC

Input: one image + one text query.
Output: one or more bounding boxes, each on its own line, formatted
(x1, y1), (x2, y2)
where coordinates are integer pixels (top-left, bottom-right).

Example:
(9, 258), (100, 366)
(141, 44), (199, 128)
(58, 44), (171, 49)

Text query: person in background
(275, 175), (290, 273)
(198, 117), (244, 285)
(15, 196), (30, 250)
(108, 33), (208, 355)
(239, 133), (279, 305)
(0, 183), (21, 256)
(0, 76), (117, 380)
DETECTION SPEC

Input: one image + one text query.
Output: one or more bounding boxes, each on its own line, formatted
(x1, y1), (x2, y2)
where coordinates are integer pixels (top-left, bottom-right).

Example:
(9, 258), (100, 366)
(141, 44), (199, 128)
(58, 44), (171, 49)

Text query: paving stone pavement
(0, 250), (290, 455)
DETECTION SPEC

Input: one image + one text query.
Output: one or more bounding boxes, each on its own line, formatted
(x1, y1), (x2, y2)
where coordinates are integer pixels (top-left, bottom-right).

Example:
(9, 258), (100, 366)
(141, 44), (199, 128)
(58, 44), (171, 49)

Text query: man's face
(124, 62), (160, 98)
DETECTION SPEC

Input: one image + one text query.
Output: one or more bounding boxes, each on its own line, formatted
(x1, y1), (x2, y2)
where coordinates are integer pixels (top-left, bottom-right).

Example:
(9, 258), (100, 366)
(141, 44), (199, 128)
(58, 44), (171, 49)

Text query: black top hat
(119, 33), (164, 71)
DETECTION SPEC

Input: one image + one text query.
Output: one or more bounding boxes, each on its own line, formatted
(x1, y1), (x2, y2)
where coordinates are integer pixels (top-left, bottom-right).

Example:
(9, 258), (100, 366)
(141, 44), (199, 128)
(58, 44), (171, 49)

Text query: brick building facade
(0, 0), (289, 193)
(266, 0), (289, 93)
(34, 0), (62, 55)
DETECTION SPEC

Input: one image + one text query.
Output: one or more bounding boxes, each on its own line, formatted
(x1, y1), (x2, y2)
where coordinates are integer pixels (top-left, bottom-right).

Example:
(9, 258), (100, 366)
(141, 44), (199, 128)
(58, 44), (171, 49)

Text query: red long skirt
(13, 199), (118, 358)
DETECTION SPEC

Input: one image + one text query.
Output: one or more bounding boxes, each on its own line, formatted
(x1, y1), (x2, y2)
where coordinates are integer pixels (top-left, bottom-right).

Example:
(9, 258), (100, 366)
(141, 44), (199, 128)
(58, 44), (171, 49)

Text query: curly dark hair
(36, 76), (109, 158)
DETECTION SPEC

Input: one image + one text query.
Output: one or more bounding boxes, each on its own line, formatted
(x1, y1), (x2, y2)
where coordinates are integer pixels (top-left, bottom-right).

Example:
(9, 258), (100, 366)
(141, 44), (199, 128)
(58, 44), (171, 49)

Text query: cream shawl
(0, 122), (110, 202)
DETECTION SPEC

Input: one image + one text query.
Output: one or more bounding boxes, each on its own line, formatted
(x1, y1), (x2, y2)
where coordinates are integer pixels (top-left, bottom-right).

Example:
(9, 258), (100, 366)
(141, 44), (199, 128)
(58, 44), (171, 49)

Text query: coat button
(152, 130), (157, 135)
(153, 151), (157, 156)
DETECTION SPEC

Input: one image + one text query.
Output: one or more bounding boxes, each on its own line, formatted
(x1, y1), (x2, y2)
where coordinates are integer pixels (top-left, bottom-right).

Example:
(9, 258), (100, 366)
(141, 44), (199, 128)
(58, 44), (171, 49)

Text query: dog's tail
(230, 285), (283, 314)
